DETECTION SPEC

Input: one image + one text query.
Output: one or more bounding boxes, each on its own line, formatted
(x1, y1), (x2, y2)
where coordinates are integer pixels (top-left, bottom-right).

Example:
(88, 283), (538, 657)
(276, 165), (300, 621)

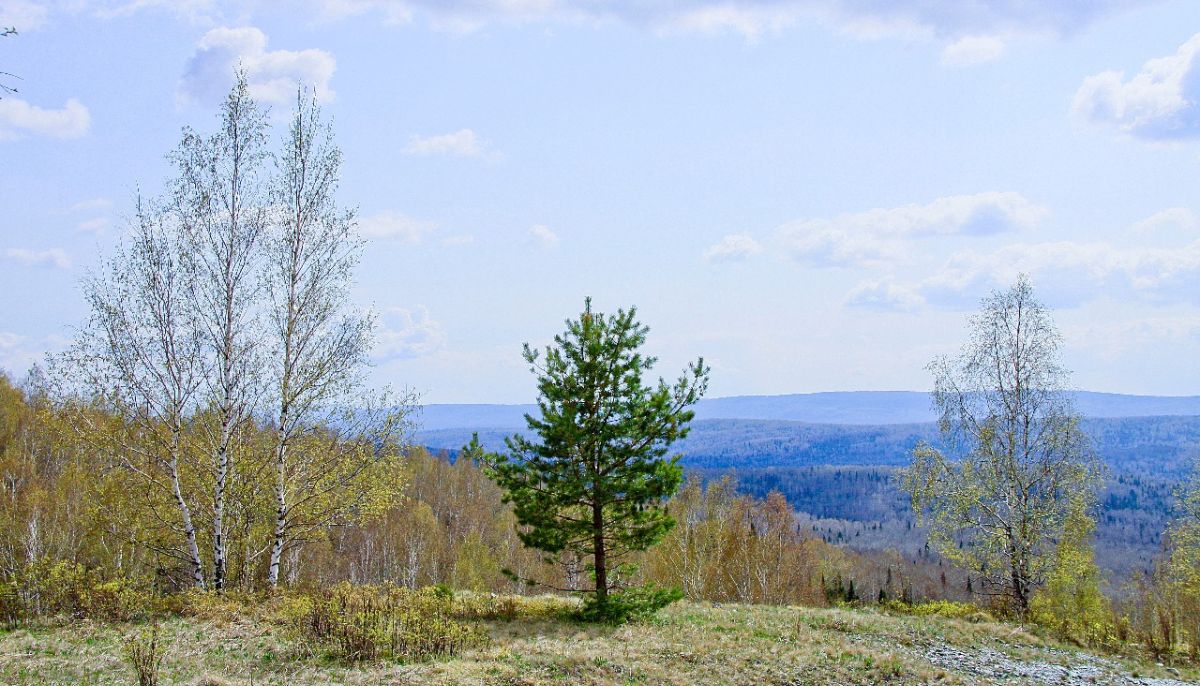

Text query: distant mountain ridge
(417, 391), (1200, 431)
(416, 414), (1200, 477)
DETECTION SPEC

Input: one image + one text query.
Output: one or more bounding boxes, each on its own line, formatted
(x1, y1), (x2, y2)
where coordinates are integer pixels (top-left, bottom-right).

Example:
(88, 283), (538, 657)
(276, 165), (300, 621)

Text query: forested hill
(418, 391), (1200, 430)
(417, 414), (1200, 476)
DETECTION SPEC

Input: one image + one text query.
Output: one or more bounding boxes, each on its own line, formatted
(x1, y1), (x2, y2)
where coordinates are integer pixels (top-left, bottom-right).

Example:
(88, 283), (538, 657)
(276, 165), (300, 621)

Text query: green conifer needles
(486, 299), (709, 622)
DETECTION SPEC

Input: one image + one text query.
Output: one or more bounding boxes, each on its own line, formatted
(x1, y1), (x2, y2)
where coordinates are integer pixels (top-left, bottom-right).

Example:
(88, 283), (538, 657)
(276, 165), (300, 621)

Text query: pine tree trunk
(592, 500), (607, 605)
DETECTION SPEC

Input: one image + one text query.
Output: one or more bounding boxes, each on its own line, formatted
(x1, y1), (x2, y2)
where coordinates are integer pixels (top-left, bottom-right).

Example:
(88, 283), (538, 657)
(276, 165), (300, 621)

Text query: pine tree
(487, 298), (708, 621)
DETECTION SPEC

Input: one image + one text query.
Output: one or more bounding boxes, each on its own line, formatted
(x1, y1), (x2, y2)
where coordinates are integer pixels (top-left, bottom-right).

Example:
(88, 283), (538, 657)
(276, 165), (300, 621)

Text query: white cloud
(441, 234), (475, 247)
(529, 224), (558, 247)
(704, 233), (762, 262)
(93, 0), (221, 22)
(314, 0), (414, 24)
(852, 237), (1200, 310)
(0, 1), (47, 30)
(0, 98), (90, 141)
(1067, 315), (1200, 362)
(0, 331), (68, 377)
(403, 129), (485, 157)
(76, 217), (110, 234)
(64, 197), (113, 213)
(358, 211), (437, 243)
(845, 281), (925, 310)
(774, 191), (1046, 268)
(311, 1), (1138, 50)
(665, 5), (811, 40)
(375, 306), (446, 361)
(926, 240), (1200, 306)
(1073, 33), (1200, 140)
(1132, 207), (1197, 237)
(0, 331), (30, 376)
(941, 35), (1005, 66)
(180, 26), (336, 106)
(4, 248), (71, 269)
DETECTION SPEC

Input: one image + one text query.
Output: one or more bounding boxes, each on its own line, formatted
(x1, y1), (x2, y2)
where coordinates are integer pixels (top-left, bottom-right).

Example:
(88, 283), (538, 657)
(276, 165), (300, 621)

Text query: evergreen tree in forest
(486, 298), (709, 621)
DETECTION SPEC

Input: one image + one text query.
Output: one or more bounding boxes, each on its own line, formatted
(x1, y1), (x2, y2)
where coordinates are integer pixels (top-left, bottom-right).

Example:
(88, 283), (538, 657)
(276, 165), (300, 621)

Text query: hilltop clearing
(2, 601), (1196, 686)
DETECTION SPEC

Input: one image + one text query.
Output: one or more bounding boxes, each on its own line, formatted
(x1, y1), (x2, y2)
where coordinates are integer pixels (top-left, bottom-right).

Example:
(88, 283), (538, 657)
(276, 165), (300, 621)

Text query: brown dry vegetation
(2, 599), (1197, 686)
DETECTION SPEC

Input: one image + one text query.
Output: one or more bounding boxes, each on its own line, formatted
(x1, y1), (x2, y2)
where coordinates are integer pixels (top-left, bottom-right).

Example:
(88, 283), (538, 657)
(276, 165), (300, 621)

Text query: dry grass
(0, 600), (1195, 685)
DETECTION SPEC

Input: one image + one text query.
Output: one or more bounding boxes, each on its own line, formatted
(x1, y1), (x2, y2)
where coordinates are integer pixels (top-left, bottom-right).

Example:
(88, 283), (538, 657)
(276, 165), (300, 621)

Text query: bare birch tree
(901, 275), (1100, 614)
(261, 88), (389, 587)
(70, 199), (209, 587)
(170, 73), (270, 590)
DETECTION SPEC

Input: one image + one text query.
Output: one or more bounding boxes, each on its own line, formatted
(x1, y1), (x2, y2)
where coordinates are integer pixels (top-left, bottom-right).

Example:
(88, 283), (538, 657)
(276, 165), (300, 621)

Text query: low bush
(123, 623), (168, 686)
(172, 589), (269, 624)
(879, 599), (985, 621)
(282, 583), (488, 662)
(577, 585), (683, 624)
(0, 560), (151, 626)
(451, 592), (575, 621)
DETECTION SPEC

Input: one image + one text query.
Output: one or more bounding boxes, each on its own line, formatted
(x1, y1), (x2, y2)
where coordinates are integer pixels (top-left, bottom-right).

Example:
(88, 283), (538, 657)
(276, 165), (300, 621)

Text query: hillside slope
(4, 601), (1196, 685)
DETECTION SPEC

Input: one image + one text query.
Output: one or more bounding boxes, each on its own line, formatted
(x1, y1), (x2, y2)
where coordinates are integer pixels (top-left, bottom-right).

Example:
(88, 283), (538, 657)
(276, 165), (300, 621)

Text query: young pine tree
(486, 298), (709, 621)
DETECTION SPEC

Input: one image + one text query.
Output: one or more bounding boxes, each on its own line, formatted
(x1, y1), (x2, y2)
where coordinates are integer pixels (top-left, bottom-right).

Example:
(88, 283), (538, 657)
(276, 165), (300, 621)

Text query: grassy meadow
(2, 596), (1197, 686)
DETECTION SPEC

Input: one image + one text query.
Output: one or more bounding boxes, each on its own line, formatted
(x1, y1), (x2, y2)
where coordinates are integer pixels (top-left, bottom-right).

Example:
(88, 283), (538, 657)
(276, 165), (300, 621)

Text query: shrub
(173, 589), (264, 624)
(450, 592), (575, 621)
(577, 584), (683, 624)
(880, 599), (984, 620)
(285, 583), (488, 662)
(123, 623), (168, 686)
(78, 579), (151, 623)
(1, 560), (152, 625)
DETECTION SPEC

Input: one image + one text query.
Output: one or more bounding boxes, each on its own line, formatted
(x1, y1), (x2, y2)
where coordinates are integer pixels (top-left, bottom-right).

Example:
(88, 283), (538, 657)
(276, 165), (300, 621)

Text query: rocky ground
(919, 643), (1194, 686)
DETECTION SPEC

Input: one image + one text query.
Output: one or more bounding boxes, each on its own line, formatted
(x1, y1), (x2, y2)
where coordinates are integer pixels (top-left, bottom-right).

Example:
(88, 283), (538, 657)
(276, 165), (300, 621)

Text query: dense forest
(688, 466), (1179, 585)
(421, 416), (1198, 587)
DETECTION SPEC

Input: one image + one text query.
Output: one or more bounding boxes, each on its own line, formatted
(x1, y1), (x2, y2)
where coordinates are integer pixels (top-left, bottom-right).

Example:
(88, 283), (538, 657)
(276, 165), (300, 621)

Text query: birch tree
(1165, 457), (1200, 650)
(70, 200), (208, 587)
(901, 276), (1100, 614)
(262, 88), (412, 586)
(170, 73), (270, 590)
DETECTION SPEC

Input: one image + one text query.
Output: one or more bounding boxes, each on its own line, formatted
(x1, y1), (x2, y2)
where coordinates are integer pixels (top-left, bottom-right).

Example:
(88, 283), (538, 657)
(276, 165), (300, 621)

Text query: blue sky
(1, 0), (1199, 402)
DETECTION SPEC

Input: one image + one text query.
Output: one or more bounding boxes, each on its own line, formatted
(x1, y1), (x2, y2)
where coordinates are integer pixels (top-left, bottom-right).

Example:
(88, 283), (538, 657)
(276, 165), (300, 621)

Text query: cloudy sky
(2, 0), (1199, 402)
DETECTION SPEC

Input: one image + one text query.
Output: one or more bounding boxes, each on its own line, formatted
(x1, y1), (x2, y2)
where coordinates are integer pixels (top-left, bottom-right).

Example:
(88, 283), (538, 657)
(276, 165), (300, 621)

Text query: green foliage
(0, 559), (151, 625)
(1029, 498), (1115, 647)
(577, 584), (684, 624)
(879, 599), (985, 620)
(283, 583), (488, 662)
(1162, 457), (1200, 657)
(485, 298), (708, 619)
